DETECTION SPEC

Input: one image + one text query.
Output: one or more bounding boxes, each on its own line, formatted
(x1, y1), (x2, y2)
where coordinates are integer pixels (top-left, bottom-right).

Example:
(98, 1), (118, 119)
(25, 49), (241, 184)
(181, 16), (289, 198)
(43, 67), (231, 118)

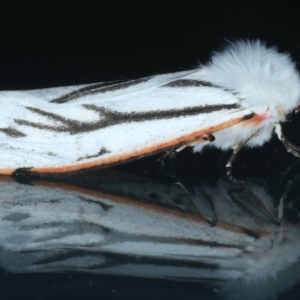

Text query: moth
(1, 170), (300, 300)
(1, 40), (300, 180)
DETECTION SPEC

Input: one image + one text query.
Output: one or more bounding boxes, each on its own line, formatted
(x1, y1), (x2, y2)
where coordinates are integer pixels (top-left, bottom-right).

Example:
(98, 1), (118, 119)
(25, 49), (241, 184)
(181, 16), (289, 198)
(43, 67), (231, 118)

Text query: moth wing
(0, 174), (292, 285)
(0, 71), (253, 174)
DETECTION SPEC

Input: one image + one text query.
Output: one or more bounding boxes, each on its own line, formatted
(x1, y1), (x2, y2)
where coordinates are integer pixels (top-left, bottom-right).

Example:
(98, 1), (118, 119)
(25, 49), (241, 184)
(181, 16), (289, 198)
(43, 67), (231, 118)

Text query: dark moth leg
(157, 134), (215, 163)
(275, 123), (300, 157)
(157, 148), (176, 164)
(278, 164), (300, 223)
(228, 186), (279, 224)
(226, 132), (259, 185)
(175, 182), (218, 226)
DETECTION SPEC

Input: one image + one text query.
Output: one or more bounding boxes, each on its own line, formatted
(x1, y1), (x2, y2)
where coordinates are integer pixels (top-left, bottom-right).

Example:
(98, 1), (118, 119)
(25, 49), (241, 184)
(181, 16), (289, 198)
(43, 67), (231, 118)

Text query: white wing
(0, 69), (252, 174)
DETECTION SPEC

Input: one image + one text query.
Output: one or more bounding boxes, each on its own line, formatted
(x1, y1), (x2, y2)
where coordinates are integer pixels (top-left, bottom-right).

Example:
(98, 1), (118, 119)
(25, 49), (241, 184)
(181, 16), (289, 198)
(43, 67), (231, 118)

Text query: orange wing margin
(0, 114), (265, 175)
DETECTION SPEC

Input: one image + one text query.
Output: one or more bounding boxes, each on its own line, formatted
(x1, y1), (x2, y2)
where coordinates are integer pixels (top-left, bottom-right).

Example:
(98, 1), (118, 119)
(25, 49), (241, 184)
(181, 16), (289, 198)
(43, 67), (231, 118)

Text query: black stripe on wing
(50, 78), (230, 104)
(0, 127), (26, 137)
(51, 78), (150, 104)
(14, 103), (241, 134)
(162, 79), (220, 88)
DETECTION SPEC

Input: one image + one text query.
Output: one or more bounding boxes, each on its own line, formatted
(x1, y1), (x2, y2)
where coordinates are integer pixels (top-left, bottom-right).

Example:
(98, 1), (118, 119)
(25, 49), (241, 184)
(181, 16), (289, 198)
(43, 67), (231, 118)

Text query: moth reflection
(0, 171), (299, 300)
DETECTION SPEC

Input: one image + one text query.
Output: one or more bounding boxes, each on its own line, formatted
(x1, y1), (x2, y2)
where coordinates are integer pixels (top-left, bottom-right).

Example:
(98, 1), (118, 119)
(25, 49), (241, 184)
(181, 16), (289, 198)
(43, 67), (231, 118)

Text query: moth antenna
(275, 123), (300, 157)
(225, 132), (260, 185)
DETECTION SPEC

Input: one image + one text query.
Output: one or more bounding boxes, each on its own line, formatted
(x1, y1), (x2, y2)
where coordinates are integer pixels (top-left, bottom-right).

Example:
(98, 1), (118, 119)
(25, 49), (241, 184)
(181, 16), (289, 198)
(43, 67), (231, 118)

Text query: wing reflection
(0, 171), (300, 300)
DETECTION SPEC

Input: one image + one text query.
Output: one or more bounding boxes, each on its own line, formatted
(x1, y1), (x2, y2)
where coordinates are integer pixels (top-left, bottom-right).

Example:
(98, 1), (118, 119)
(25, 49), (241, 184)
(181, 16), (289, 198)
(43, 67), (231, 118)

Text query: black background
(1, 1), (300, 299)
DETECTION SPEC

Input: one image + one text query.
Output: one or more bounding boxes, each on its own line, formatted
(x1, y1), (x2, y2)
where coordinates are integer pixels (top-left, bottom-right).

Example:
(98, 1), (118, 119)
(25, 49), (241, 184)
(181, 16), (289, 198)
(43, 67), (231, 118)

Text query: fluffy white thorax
(199, 40), (300, 114)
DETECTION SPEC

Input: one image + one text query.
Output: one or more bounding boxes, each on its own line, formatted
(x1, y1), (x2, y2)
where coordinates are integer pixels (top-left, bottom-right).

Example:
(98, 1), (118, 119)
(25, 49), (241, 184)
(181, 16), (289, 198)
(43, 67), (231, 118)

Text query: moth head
(200, 40), (300, 115)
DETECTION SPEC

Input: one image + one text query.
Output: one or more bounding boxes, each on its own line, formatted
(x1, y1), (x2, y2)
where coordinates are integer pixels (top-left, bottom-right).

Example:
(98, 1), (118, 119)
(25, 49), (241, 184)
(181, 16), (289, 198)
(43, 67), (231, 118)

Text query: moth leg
(275, 123), (300, 156)
(201, 134), (216, 142)
(225, 143), (247, 185)
(227, 187), (264, 225)
(175, 134), (215, 152)
(228, 186), (278, 223)
(226, 133), (258, 185)
(175, 145), (187, 152)
(175, 182), (218, 225)
(175, 182), (205, 219)
(278, 184), (289, 222)
(159, 134), (215, 161)
(278, 170), (300, 223)
(157, 142), (188, 160)
(157, 148), (176, 163)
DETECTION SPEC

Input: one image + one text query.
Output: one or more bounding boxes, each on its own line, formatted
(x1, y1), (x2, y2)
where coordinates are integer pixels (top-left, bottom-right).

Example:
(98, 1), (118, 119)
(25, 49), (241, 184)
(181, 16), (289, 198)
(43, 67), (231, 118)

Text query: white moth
(1, 40), (300, 179)
(0, 172), (300, 300)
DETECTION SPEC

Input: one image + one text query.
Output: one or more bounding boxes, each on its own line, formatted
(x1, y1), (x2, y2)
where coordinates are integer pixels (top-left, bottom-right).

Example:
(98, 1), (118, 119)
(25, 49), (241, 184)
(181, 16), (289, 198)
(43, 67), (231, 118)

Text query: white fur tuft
(200, 40), (300, 114)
